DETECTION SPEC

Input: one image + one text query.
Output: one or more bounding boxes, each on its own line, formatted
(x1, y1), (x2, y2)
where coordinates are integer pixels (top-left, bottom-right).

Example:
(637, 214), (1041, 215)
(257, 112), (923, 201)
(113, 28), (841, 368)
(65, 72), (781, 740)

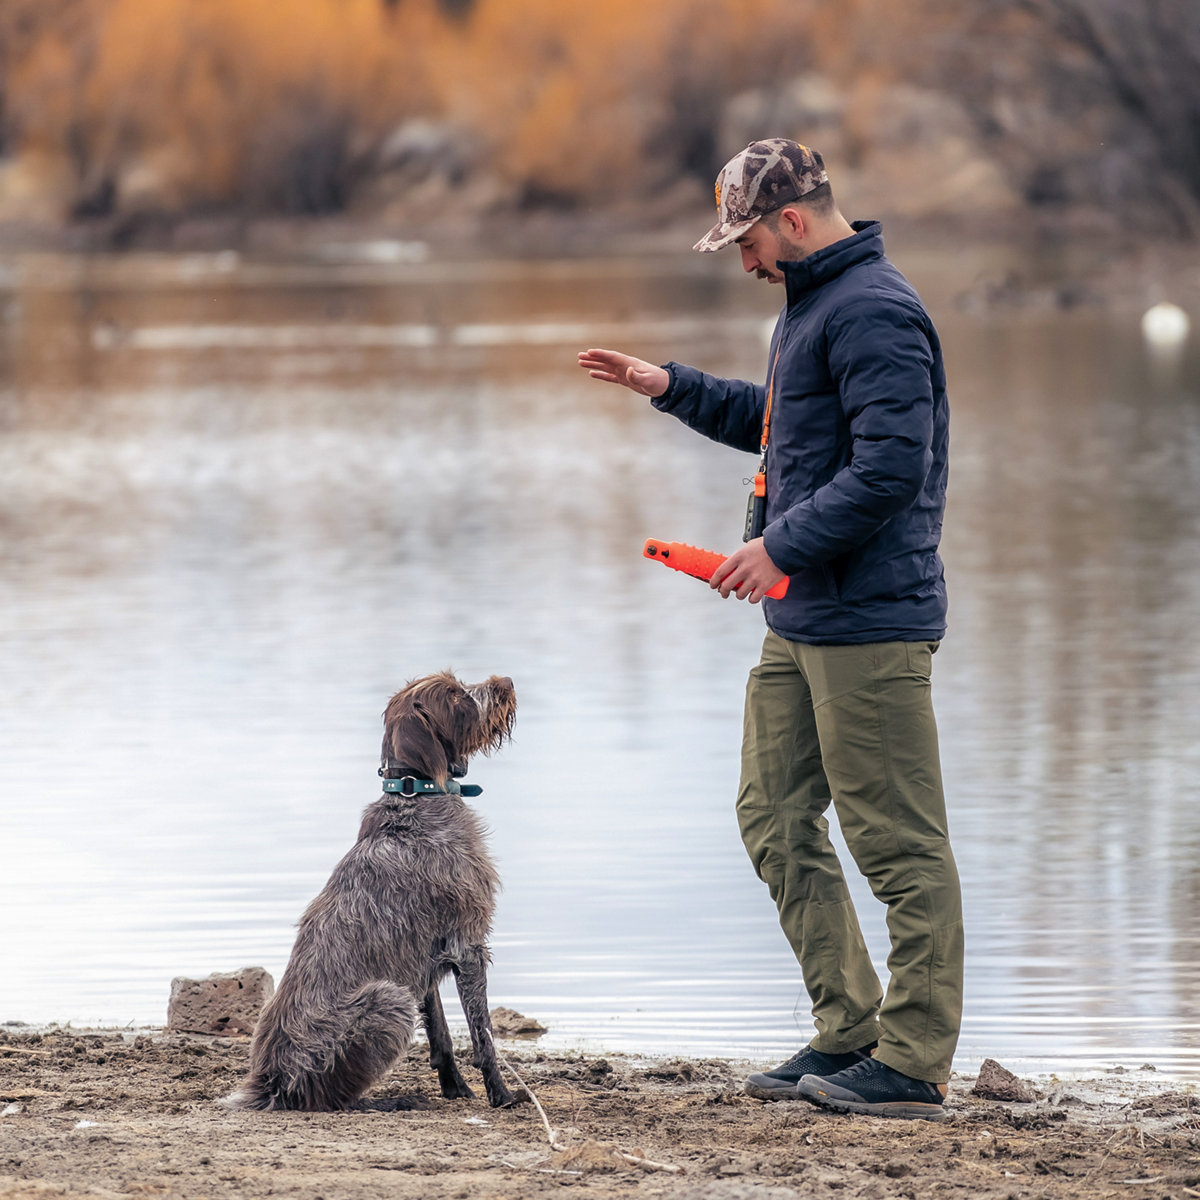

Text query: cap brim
(693, 216), (759, 253)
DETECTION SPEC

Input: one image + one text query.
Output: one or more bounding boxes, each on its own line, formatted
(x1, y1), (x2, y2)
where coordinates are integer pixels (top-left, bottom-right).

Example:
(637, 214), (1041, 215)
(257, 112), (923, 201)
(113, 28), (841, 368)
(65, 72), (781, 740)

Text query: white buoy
(1141, 301), (1190, 349)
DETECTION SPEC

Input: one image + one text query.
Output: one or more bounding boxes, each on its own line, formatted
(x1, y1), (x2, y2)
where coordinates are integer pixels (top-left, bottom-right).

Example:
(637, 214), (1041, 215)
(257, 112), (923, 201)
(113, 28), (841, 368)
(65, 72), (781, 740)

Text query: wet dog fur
(222, 672), (518, 1111)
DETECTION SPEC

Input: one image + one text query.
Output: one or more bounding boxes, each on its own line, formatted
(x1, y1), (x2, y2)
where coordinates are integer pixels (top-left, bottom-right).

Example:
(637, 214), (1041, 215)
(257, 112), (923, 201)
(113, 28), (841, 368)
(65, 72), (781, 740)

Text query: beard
(774, 231), (807, 264)
(754, 228), (807, 282)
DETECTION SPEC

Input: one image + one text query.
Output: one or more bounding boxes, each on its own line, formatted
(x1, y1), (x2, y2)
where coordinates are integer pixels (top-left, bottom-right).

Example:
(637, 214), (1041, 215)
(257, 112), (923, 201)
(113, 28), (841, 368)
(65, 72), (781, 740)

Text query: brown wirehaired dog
(223, 672), (519, 1111)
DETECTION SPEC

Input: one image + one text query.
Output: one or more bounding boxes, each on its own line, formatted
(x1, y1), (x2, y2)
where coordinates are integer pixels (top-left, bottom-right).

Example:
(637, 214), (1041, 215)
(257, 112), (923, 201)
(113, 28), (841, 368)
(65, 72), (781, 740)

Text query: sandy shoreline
(2, 1024), (1197, 1199)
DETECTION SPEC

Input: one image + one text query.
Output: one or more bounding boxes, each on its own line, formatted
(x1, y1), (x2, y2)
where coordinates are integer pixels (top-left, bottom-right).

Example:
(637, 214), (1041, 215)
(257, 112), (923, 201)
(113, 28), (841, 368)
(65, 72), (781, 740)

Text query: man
(578, 140), (963, 1122)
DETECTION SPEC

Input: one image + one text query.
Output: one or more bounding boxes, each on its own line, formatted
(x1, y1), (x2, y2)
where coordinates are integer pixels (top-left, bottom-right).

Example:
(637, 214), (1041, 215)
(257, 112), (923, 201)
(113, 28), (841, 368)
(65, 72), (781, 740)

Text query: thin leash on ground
(499, 1052), (683, 1174)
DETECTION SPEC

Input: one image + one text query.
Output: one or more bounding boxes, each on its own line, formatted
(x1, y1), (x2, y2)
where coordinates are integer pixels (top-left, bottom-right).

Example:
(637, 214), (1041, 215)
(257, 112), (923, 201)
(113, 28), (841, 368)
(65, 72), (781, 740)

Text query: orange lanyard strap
(760, 384), (774, 454)
(754, 342), (782, 497)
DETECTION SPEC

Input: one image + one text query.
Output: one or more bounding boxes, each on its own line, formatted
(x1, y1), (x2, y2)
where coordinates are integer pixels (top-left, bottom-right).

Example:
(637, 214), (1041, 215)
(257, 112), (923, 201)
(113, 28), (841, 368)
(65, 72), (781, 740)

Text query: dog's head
(381, 672), (516, 787)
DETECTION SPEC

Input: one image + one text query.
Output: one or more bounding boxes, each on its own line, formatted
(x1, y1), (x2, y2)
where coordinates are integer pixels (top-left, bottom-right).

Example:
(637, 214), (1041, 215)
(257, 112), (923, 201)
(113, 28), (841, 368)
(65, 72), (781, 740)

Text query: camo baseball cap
(694, 139), (829, 253)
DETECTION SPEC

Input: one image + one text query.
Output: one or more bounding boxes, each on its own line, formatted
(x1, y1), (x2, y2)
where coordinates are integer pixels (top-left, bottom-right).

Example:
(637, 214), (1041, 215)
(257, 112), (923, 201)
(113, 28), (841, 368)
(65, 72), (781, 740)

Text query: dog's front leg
(452, 947), (516, 1107)
(420, 988), (474, 1100)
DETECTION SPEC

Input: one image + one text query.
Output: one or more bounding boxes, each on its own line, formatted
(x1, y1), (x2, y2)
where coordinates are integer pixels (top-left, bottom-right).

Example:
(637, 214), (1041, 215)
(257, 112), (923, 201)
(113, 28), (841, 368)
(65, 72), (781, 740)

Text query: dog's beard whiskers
(460, 679), (516, 760)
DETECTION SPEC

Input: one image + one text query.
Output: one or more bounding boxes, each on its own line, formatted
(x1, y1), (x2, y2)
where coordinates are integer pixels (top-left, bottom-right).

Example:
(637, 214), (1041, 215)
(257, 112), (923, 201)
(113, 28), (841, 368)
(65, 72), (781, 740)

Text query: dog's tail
(220, 980), (418, 1111)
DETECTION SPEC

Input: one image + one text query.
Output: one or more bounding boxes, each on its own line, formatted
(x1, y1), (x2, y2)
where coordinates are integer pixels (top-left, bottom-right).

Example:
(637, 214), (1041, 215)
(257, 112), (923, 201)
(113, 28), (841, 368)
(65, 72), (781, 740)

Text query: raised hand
(578, 348), (670, 398)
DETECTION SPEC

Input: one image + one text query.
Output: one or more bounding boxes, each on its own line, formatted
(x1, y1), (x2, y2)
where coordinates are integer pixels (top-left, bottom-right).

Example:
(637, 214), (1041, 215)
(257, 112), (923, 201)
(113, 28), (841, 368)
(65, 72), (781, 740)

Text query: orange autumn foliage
(5, 0), (1195, 226)
(0, 0), (817, 216)
(417, 0), (811, 199)
(3, 0), (434, 212)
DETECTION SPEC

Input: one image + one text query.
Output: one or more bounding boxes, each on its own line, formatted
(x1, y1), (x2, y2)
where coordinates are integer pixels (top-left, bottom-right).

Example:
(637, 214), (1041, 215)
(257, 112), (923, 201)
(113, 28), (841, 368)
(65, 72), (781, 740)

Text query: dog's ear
(382, 715), (450, 785)
(381, 689), (452, 786)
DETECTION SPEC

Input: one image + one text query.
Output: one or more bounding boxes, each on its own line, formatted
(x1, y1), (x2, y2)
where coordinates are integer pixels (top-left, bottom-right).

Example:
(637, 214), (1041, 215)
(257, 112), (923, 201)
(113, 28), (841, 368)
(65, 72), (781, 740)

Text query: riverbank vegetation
(0, 0), (1197, 243)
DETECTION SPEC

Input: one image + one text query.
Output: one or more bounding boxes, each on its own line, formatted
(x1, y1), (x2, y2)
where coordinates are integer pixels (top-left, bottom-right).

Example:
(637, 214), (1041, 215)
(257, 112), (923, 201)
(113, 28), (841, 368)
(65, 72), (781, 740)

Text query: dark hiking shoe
(744, 1042), (877, 1101)
(798, 1056), (948, 1121)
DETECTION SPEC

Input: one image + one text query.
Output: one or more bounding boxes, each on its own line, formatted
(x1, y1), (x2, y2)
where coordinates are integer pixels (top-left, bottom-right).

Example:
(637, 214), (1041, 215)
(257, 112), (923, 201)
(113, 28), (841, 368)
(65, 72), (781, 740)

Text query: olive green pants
(738, 630), (964, 1083)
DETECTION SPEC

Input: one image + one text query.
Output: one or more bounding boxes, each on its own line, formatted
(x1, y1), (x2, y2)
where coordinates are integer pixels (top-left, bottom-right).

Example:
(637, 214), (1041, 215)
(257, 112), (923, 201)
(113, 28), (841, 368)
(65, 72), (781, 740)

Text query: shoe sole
(744, 1077), (801, 1101)
(798, 1079), (947, 1122)
(804, 1094), (947, 1121)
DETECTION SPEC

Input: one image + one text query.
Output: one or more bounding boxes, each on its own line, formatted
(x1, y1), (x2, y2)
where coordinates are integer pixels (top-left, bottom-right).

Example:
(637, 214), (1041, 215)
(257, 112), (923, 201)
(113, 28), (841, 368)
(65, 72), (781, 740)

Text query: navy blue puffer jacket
(653, 221), (948, 645)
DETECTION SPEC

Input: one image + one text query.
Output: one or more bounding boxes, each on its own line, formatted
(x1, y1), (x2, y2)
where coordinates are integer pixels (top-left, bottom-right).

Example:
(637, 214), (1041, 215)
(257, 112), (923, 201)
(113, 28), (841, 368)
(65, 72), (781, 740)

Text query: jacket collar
(781, 220), (883, 307)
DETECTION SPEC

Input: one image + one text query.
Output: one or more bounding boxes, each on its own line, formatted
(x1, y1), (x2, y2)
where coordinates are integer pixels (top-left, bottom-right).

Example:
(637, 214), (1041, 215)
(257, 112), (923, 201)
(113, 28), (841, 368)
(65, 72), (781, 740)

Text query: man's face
(735, 217), (804, 284)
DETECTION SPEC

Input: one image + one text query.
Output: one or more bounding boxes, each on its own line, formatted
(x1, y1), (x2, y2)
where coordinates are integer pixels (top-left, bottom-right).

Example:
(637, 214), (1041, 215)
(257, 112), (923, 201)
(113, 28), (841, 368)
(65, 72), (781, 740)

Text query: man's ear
(778, 205), (807, 241)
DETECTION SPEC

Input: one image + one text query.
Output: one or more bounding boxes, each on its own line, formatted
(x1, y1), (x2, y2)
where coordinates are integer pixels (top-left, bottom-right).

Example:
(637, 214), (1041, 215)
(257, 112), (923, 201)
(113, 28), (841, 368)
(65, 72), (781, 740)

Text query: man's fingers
(709, 556), (735, 589)
(713, 560), (744, 600)
(732, 567), (760, 601)
(579, 348), (667, 398)
(579, 348), (625, 368)
(580, 349), (633, 388)
(578, 357), (614, 374)
(710, 545), (780, 604)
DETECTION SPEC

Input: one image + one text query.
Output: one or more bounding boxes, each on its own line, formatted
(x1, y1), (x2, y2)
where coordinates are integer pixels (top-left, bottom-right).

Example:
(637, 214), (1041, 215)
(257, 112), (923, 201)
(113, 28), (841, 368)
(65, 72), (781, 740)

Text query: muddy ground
(1, 1026), (1198, 1200)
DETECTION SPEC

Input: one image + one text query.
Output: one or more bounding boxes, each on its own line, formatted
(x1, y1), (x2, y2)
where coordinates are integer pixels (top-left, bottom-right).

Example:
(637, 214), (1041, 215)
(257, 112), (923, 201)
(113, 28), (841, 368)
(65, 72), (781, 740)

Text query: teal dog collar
(380, 776), (483, 798)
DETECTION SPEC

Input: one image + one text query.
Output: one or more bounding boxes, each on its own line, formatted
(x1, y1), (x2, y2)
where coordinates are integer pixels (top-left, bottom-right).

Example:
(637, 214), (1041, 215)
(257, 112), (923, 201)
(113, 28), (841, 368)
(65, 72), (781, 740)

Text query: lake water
(1, 239), (1198, 1080)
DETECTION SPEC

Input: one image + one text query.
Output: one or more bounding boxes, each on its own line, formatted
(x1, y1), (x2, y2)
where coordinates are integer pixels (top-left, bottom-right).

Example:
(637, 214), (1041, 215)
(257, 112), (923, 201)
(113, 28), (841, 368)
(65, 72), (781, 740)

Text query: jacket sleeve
(650, 362), (765, 454)
(762, 299), (935, 573)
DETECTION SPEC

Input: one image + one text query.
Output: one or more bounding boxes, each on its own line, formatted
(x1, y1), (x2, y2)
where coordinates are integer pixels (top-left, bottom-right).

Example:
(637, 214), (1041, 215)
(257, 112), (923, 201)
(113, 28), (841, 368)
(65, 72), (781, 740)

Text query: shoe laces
(834, 1055), (888, 1081)
(780, 1046), (815, 1070)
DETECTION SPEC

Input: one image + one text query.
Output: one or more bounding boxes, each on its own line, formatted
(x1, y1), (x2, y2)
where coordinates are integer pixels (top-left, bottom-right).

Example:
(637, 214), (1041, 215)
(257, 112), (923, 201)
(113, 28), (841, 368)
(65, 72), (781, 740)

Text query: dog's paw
(490, 1086), (531, 1108)
(440, 1081), (476, 1101)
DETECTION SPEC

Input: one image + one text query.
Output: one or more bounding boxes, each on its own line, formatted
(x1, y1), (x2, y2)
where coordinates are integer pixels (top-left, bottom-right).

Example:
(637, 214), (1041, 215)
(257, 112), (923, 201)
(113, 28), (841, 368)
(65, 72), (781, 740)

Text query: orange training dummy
(643, 539), (789, 600)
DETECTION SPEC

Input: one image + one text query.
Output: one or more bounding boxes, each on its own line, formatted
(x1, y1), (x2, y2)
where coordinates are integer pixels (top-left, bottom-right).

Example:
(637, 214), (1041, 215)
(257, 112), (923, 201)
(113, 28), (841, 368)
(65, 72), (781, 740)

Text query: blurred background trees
(0, 0), (1197, 239)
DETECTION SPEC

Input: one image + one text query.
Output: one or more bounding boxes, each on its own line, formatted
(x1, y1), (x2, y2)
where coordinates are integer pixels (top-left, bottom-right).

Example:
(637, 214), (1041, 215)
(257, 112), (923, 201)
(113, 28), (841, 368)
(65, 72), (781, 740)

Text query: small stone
(166, 967), (274, 1036)
(489, 1006), (547, 1036)
(971, 1058), (1035, 1103)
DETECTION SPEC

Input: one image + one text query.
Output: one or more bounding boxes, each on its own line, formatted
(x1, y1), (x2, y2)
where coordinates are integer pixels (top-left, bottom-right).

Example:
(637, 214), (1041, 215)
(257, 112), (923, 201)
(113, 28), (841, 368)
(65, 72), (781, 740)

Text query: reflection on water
(1, 245), (1198, 1079)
